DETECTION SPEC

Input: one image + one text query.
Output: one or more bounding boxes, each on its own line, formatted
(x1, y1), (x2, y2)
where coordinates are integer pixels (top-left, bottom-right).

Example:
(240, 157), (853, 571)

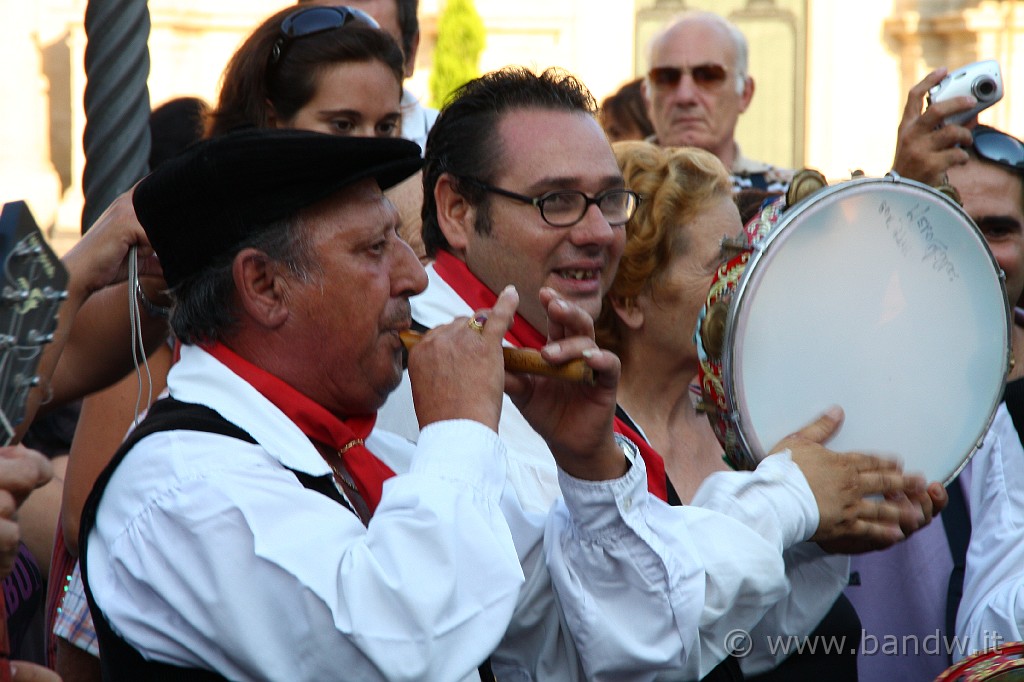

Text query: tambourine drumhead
(709, 177), (1009, 485)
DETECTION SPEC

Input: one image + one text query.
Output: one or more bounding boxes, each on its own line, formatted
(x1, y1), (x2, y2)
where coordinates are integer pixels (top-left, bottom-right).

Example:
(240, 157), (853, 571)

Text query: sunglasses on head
(647, 63), (732, 90)
(972, 126), (1024, 173)
(270, 6), (380, 66)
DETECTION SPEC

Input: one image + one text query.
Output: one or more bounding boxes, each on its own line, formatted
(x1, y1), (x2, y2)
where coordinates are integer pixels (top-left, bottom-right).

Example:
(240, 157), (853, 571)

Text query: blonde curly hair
(596, 141), (732, 354)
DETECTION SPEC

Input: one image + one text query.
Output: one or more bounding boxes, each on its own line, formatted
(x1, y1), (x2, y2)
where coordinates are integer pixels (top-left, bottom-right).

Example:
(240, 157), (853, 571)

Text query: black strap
(941, 477), (972, 663)
(80, 399), (254, 681)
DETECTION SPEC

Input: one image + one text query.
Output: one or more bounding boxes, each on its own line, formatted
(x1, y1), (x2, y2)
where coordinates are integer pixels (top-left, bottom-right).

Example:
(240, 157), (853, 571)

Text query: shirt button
(623, 496), (632, 511)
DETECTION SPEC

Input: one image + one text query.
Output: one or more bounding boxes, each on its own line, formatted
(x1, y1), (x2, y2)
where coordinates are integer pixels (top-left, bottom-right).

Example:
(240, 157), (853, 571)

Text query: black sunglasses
(647, 63), (732, 90)
(973, 126), (1024, 172)
(270, 6), (380, 66)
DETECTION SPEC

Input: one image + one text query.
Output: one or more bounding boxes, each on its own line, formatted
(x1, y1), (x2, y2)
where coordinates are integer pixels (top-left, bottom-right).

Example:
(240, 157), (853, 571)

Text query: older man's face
(288, 179), (427, 415)
(643, 18), (752, 165)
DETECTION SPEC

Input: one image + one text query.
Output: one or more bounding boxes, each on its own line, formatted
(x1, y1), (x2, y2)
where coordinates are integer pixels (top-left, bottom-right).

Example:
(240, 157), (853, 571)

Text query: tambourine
(935, 642), (1024, 681)
(695, 174), (1011, 484)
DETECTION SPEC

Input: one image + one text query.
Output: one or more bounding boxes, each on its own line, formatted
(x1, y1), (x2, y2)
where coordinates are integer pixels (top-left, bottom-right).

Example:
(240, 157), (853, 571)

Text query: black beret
(133, 128), (423, 287)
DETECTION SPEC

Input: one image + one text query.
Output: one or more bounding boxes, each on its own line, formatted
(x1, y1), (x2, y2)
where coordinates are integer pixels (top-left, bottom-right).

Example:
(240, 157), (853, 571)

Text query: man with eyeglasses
(641, 10), (792, 193)
(376, 65), (942, 681)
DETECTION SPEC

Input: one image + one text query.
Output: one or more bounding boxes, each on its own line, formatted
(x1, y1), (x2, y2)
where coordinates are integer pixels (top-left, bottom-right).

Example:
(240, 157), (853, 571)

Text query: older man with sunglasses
(641, 10), (793, 193)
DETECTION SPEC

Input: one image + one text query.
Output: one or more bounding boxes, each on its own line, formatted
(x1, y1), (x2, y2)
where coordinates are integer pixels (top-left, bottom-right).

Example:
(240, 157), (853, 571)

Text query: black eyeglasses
(973, 126), (1024, 172)
(647, 63), (733, 90)
(461, 178), (640, 227)
(270, 6), (380, 66)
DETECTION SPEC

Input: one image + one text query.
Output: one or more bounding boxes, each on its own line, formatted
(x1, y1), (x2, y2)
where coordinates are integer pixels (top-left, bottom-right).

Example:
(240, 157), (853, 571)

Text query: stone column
(81, 0), (151, 232)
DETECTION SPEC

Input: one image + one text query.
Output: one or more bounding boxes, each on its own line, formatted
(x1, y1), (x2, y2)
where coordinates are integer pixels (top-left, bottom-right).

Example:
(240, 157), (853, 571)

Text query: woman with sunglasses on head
(209, 4), (431, 263)
(596, 141), (862, 681)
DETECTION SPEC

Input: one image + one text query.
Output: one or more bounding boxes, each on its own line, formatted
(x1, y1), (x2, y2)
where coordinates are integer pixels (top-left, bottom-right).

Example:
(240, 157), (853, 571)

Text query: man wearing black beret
(76, 127), (665, 681)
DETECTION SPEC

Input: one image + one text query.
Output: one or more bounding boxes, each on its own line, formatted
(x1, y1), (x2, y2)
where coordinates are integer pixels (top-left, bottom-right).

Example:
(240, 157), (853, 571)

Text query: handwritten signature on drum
(878, 200), (959, 282)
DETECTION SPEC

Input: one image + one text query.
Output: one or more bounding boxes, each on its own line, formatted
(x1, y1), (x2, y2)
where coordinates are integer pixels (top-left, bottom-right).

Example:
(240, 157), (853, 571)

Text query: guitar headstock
(0, 201), (69, 445)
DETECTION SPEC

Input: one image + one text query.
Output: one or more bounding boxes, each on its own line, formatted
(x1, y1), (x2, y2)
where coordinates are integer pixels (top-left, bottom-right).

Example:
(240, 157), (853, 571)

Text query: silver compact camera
(927, 59), (1003, 125)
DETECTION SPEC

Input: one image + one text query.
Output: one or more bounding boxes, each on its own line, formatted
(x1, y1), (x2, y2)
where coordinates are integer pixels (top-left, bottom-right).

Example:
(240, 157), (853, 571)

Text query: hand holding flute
(400, 330), (595, 385)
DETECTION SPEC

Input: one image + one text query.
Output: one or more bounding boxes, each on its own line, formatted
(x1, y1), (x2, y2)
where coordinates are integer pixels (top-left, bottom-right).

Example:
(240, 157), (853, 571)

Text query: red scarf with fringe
(205, 342), (395, 514)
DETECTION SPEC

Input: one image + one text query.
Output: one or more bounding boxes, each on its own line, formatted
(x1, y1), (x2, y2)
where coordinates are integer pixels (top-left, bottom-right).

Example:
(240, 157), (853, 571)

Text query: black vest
(78, 398), (354, 682)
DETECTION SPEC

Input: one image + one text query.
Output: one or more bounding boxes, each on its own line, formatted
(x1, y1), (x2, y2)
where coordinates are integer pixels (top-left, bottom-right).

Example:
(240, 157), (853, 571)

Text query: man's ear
(265, 99), (281, 128)
(434, 173), (477, 252)
(609, 295), (644, 330)
(739, 75), (755, 114)
(403, 30), (420, 79)
(232, 248), (290, 328)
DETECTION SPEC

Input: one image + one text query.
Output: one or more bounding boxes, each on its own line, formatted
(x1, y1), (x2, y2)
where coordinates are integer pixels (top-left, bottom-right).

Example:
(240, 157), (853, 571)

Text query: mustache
(384, 300), (413, 330)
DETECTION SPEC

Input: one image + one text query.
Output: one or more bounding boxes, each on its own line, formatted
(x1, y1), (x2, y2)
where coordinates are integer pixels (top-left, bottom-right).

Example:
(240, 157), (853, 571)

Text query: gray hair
(168, 214), (322, 344)
(647, 10), (749, 95)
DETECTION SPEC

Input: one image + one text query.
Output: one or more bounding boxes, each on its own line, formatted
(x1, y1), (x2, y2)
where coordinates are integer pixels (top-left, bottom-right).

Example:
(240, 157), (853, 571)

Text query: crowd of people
(0, 2), (1020, 681)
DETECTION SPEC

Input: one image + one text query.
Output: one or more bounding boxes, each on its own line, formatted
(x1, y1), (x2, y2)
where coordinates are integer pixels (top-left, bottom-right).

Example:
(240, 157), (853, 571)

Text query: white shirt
(956, 404), (1024, 655)
(377, 263), (845, 679)
(400, 88), (438, 153)
(88, 345), (820, 681)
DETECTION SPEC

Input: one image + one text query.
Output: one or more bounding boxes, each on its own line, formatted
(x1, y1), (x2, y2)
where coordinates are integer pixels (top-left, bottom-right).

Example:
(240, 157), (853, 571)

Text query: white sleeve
(956, 404), (1024, 656)
(691, 453), (850, 675)
(88, 420), (524, 682)
(542, 452), (819, 681)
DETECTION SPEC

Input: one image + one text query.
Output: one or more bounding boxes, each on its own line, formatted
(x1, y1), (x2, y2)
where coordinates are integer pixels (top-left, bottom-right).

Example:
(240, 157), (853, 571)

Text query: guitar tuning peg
(12, 242), (44, 258)
(44, 287), (69, 301)
(27, 330), (55, 345)
(1, 287), (29, 304)
(17, 375), (41, 389)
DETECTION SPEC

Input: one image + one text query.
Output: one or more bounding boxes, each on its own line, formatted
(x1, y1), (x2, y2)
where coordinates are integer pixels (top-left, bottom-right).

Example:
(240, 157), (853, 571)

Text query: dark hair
(149, 97), (209, 168)
(599, 78), (654, 142)
(169, 214), (320, 344)
(389, 0), (420, 64)
(206, 6), (404, 137)
(421, 66), (598, 257)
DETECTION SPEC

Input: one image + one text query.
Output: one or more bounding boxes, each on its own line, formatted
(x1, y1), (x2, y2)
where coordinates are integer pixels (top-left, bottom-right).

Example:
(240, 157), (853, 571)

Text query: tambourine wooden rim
(935, 642), (1024, 681)
(697, 175), (1011, 484)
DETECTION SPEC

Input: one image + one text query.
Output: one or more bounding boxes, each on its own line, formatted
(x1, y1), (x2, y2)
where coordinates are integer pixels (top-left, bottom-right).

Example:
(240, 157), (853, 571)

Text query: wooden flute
(399, 330), (596, 385)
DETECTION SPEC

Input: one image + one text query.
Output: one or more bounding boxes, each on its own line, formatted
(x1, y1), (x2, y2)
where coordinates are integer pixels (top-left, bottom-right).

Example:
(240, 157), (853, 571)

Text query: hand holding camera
(927, 59), (1003, 126)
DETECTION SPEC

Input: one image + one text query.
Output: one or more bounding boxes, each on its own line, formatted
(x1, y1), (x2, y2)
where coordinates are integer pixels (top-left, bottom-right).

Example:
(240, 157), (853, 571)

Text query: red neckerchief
(433, 250), (546, 348)
(204, 342), (395, 514)
(432, 251), (668, 501)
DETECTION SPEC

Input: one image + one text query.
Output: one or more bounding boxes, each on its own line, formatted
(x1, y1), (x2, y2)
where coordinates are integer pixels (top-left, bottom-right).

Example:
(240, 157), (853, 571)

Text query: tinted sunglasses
(973, 126), (1024, 172)
(647, 63), (731, 90)
(270, 6), (380, 66)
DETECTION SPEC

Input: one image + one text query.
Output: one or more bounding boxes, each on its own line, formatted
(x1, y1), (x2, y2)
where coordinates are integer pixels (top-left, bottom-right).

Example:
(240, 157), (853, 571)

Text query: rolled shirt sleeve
(543, 452), (820, 681)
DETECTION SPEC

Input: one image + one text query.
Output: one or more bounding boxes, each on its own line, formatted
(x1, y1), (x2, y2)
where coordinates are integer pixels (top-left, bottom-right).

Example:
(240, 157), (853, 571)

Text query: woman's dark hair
(206, 6), (404, 137)
(149, 96), (209, 168)
(599, 78), (654, 142)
